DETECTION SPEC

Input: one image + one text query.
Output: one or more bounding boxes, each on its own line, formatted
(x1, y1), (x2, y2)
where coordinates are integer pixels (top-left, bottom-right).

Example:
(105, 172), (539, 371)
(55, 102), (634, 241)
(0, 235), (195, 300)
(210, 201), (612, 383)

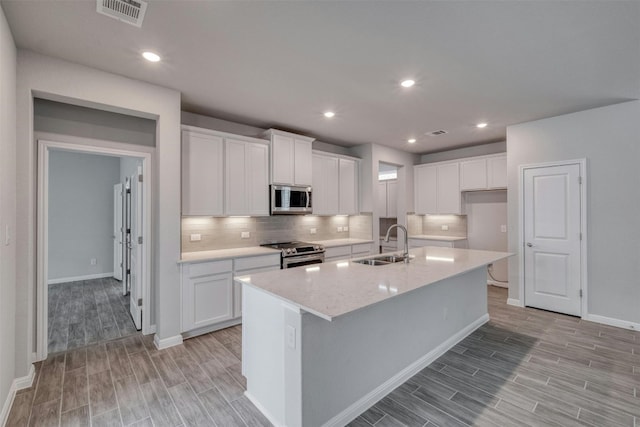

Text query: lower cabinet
(181, 253), (280, 334)
(408, 238), (468, 249)
(324, 242), (374, 262)
(182, 260), (234, 332)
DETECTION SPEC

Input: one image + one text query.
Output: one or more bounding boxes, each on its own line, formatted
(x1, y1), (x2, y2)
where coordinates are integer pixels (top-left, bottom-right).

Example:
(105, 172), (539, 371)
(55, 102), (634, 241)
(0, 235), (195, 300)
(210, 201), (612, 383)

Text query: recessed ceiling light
(323, 111), (335, 118)
(408, 138), (416, 144)
(142, 51), (161, 62)
(476, 122), (488, 128)
(400, 79), (415, 88)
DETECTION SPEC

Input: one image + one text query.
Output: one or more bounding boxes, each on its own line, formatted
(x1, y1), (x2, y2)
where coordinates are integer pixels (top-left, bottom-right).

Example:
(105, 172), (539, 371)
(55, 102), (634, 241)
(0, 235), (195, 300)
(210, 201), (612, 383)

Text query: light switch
(343, 226), (349, 232)
(337, 226), (343, 232)
(241, 231), (250, 239)
(286, 325), (296, 349)
(500, 225), (507, 233)
(441, 225), (449, 231)
(90, 258), (97, 265)
(190, 233), (202, 242)
(310, 228), (317, 234)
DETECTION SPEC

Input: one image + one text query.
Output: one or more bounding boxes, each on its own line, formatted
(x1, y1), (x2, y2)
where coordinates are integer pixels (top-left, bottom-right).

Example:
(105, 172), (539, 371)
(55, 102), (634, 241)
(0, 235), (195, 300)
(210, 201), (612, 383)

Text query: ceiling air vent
(96, 0), (148, 28)
(426, 130), (448, 137)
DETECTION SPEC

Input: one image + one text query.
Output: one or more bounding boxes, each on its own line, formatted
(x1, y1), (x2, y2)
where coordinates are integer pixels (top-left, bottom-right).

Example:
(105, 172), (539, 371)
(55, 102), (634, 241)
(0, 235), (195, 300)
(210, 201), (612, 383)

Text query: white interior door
(524, 163), (582, 316)
(113, 183), (124, 284)
(129, 166), (143, 330)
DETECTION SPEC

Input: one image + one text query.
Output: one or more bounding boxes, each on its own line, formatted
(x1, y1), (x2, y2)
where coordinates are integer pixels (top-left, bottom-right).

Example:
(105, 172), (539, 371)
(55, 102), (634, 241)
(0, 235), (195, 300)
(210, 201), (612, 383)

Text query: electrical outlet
(500, 225), (507, 233)
(337, 226), (343, 232)
(343, 226), (349, 232)
(241, 231), (250, 239)
(90, 258), (97, 266)
(190, 233), (201, 242)
(310, 228), (317, 234)
(441, 225), (449, 231)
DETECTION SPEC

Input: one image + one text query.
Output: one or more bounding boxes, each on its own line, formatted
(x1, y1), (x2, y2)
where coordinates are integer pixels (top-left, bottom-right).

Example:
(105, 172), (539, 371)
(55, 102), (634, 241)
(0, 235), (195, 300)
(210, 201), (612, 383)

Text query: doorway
(37, 140), (151, 359)
(520, 160), (587, 317)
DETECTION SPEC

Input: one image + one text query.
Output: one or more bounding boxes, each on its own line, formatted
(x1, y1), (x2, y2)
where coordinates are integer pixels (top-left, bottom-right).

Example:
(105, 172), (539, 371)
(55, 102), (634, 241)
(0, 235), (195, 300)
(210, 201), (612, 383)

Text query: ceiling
(2, 1), (639, 154)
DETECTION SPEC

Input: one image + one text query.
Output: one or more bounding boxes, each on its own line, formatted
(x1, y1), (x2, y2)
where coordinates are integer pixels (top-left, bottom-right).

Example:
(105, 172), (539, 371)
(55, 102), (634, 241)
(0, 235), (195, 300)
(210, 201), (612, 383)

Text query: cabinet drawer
(187, 260), (233, 278)
(351, 243), (373, 255)
(234, 254), (280, 271)
(408, 239), (453, 248)
(325, 245), (351, 259)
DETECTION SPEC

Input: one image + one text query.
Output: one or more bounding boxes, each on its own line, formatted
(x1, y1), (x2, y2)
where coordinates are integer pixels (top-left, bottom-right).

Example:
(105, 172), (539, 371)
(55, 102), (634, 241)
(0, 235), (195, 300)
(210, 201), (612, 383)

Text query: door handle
(526, 242), (533, 247)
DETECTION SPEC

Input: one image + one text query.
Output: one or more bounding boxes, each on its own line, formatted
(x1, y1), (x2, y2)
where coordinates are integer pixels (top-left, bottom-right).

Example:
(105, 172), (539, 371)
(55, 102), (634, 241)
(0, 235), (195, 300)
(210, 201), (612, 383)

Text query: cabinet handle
(526, 242), (533, 247)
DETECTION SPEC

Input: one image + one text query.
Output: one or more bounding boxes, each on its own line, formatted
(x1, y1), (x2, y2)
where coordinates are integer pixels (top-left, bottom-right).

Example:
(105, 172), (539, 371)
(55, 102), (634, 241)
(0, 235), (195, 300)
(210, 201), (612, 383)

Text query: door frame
(37, 139), (152, 361)
(518, 158), (588, 318)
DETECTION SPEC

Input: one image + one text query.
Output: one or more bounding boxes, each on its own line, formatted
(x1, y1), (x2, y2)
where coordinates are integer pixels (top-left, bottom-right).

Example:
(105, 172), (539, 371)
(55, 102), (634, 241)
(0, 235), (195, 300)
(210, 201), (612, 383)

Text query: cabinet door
(182, 272), (233, 331)
(414, 165), (437, 214)
(339, 158), (357, 215)
(460, 158), (487, 191)
(233, 264), (280, 317)
(272, 134), (294, 185)
(387, 181), (398, 218)
(488, 155), (507, 189)
(182, 131), (223, 216)
(225, 139), (247, 215)
(294, 139), (313, 186)
(377, 181), (388, 217)
(437, 163), (461, 214)
(313, 155), (339, 215)
(246, 142), (269, 215)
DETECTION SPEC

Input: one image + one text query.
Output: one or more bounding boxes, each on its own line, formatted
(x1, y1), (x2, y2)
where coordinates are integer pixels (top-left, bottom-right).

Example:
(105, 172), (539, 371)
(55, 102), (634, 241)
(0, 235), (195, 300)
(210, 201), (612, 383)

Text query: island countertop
(235, 247), (511, 321)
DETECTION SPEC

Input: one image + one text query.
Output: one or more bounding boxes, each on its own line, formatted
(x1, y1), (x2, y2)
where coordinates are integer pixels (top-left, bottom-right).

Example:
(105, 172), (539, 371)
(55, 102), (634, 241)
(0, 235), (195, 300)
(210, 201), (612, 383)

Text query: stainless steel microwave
(270, 185), (312, 215)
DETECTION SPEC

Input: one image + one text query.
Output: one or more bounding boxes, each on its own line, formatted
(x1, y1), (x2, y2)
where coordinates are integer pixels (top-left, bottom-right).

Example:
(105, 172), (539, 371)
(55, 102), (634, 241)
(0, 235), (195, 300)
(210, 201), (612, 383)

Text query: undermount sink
(353, 255), (408, 266)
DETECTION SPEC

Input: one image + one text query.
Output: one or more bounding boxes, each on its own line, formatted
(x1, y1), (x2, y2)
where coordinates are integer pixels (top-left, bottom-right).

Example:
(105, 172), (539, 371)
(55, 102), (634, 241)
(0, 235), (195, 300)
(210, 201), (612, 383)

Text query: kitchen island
(236, 247), (511, 427)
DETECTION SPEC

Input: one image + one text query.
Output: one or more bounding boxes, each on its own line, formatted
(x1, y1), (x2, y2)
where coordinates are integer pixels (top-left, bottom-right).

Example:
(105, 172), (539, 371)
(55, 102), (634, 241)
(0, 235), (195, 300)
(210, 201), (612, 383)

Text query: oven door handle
(284, 253), (324, 265)
(306, 190), (311, 209)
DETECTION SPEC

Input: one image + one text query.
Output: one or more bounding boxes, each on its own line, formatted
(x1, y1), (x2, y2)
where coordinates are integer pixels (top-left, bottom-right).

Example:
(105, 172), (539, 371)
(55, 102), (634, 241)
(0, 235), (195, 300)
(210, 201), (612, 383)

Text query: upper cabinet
(414, 162), (461, 214)
(312, 151), (359, 215)
(264, 129), (314, 186)
(377, 180), (398, 218)
(182, 126), (269, 217)
(460, 154), (507, 191)
(182, 128), (224, 216)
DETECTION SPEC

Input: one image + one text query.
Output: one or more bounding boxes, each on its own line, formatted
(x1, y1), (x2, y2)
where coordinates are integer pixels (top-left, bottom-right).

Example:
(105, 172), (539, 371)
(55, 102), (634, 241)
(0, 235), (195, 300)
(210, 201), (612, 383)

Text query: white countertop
(179, 246), (279, 264)
(236, 247), (511, 321)
(310, 238), (374, 247)
(409, 234), (468, 241)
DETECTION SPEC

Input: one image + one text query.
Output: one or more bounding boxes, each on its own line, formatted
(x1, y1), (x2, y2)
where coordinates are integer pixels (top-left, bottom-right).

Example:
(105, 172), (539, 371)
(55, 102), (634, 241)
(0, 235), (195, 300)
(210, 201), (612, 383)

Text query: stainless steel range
(261, 241), (325, 269)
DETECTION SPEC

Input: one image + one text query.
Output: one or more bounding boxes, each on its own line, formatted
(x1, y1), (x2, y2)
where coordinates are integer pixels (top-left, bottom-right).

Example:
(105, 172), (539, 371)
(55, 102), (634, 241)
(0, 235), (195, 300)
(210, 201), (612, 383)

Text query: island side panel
(300, 267), (488, 427)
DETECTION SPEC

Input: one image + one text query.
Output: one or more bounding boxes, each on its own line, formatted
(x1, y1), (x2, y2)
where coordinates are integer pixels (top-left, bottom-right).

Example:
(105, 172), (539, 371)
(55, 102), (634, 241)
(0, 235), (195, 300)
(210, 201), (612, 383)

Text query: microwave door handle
(306, 190), (310, 209)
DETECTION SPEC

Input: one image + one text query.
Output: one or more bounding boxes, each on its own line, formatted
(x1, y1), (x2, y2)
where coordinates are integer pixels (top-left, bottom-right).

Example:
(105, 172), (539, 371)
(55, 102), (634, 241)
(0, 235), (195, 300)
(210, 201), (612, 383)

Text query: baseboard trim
(48, 272), (114, 285)
(181, 318), (242, 340)
(583, 313), (640, 331)
(153, 333), (183, 350)
(245, 392), (283, 427)
(507, 298), (522, 307)
(322, 313), (490, 427)
(147, 324), (156, 334)
(1, 364), (36, 426)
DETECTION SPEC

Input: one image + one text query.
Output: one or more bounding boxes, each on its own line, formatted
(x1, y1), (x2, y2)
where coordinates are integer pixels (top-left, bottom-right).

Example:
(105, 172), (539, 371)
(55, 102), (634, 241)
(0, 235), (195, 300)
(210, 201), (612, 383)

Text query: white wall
(507, 101), (640, 324)
(421, 141), (506, 163)
(464, 191), (508, 282)
(48, 151), (120, 281)
(0, 3), (17, 421)
(16, 50), (181, 375)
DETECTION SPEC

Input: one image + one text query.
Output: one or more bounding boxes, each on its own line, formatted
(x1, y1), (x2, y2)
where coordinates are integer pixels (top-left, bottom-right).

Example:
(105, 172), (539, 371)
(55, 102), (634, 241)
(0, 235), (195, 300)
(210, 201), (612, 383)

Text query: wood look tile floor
(8, 286), (640, 426)
(48, 278), (139, 353)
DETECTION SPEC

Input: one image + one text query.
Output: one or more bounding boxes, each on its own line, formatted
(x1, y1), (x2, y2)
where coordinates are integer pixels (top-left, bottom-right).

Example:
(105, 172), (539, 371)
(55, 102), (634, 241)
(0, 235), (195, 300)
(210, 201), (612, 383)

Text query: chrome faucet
(384, 224), (409, 263)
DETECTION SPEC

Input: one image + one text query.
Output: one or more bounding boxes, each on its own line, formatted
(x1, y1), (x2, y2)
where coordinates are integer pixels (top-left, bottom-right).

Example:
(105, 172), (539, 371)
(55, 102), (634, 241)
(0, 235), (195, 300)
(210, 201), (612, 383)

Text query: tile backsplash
(182, 214), (372, 252)
(406, 214), (467, 237)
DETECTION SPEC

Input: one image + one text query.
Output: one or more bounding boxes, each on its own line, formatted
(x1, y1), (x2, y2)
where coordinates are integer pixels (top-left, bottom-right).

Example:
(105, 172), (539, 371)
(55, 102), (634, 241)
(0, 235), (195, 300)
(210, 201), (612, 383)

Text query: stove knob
(285, 248), (291, 254)
(291, 248), (297, 254)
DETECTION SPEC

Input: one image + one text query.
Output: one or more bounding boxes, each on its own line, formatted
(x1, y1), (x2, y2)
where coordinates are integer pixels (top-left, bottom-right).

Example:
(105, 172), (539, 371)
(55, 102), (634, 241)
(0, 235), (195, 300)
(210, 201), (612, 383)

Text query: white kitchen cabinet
(488, 155), (507, 189)
(265, 129), (314, 186)
(408, 238), (468, 249)
(181, 129), (224, 216)
(351, 243), (373, 258)
(339, 158), (358, 215)
(324, 243), (373, 262)
(312, 154), (339, 215)
(378, 180), (398, 218)
(233, 254), (280, 318)
(460, 154), (507, 191)
(225, 138), (269, 216)
(312, 151), (359, 215)
(182, 260), (233, 332)
(414, 162), (460, 214)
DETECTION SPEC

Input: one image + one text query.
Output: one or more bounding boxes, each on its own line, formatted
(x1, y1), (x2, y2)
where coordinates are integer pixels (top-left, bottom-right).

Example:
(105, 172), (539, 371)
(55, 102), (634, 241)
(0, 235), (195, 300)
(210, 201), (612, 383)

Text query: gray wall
(507, 100), (640, 324)
(421, 141), (506, 164)
(0, 3), (17, 415)
(48, 151), (121, 281)
(35, 98), (156, 146)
